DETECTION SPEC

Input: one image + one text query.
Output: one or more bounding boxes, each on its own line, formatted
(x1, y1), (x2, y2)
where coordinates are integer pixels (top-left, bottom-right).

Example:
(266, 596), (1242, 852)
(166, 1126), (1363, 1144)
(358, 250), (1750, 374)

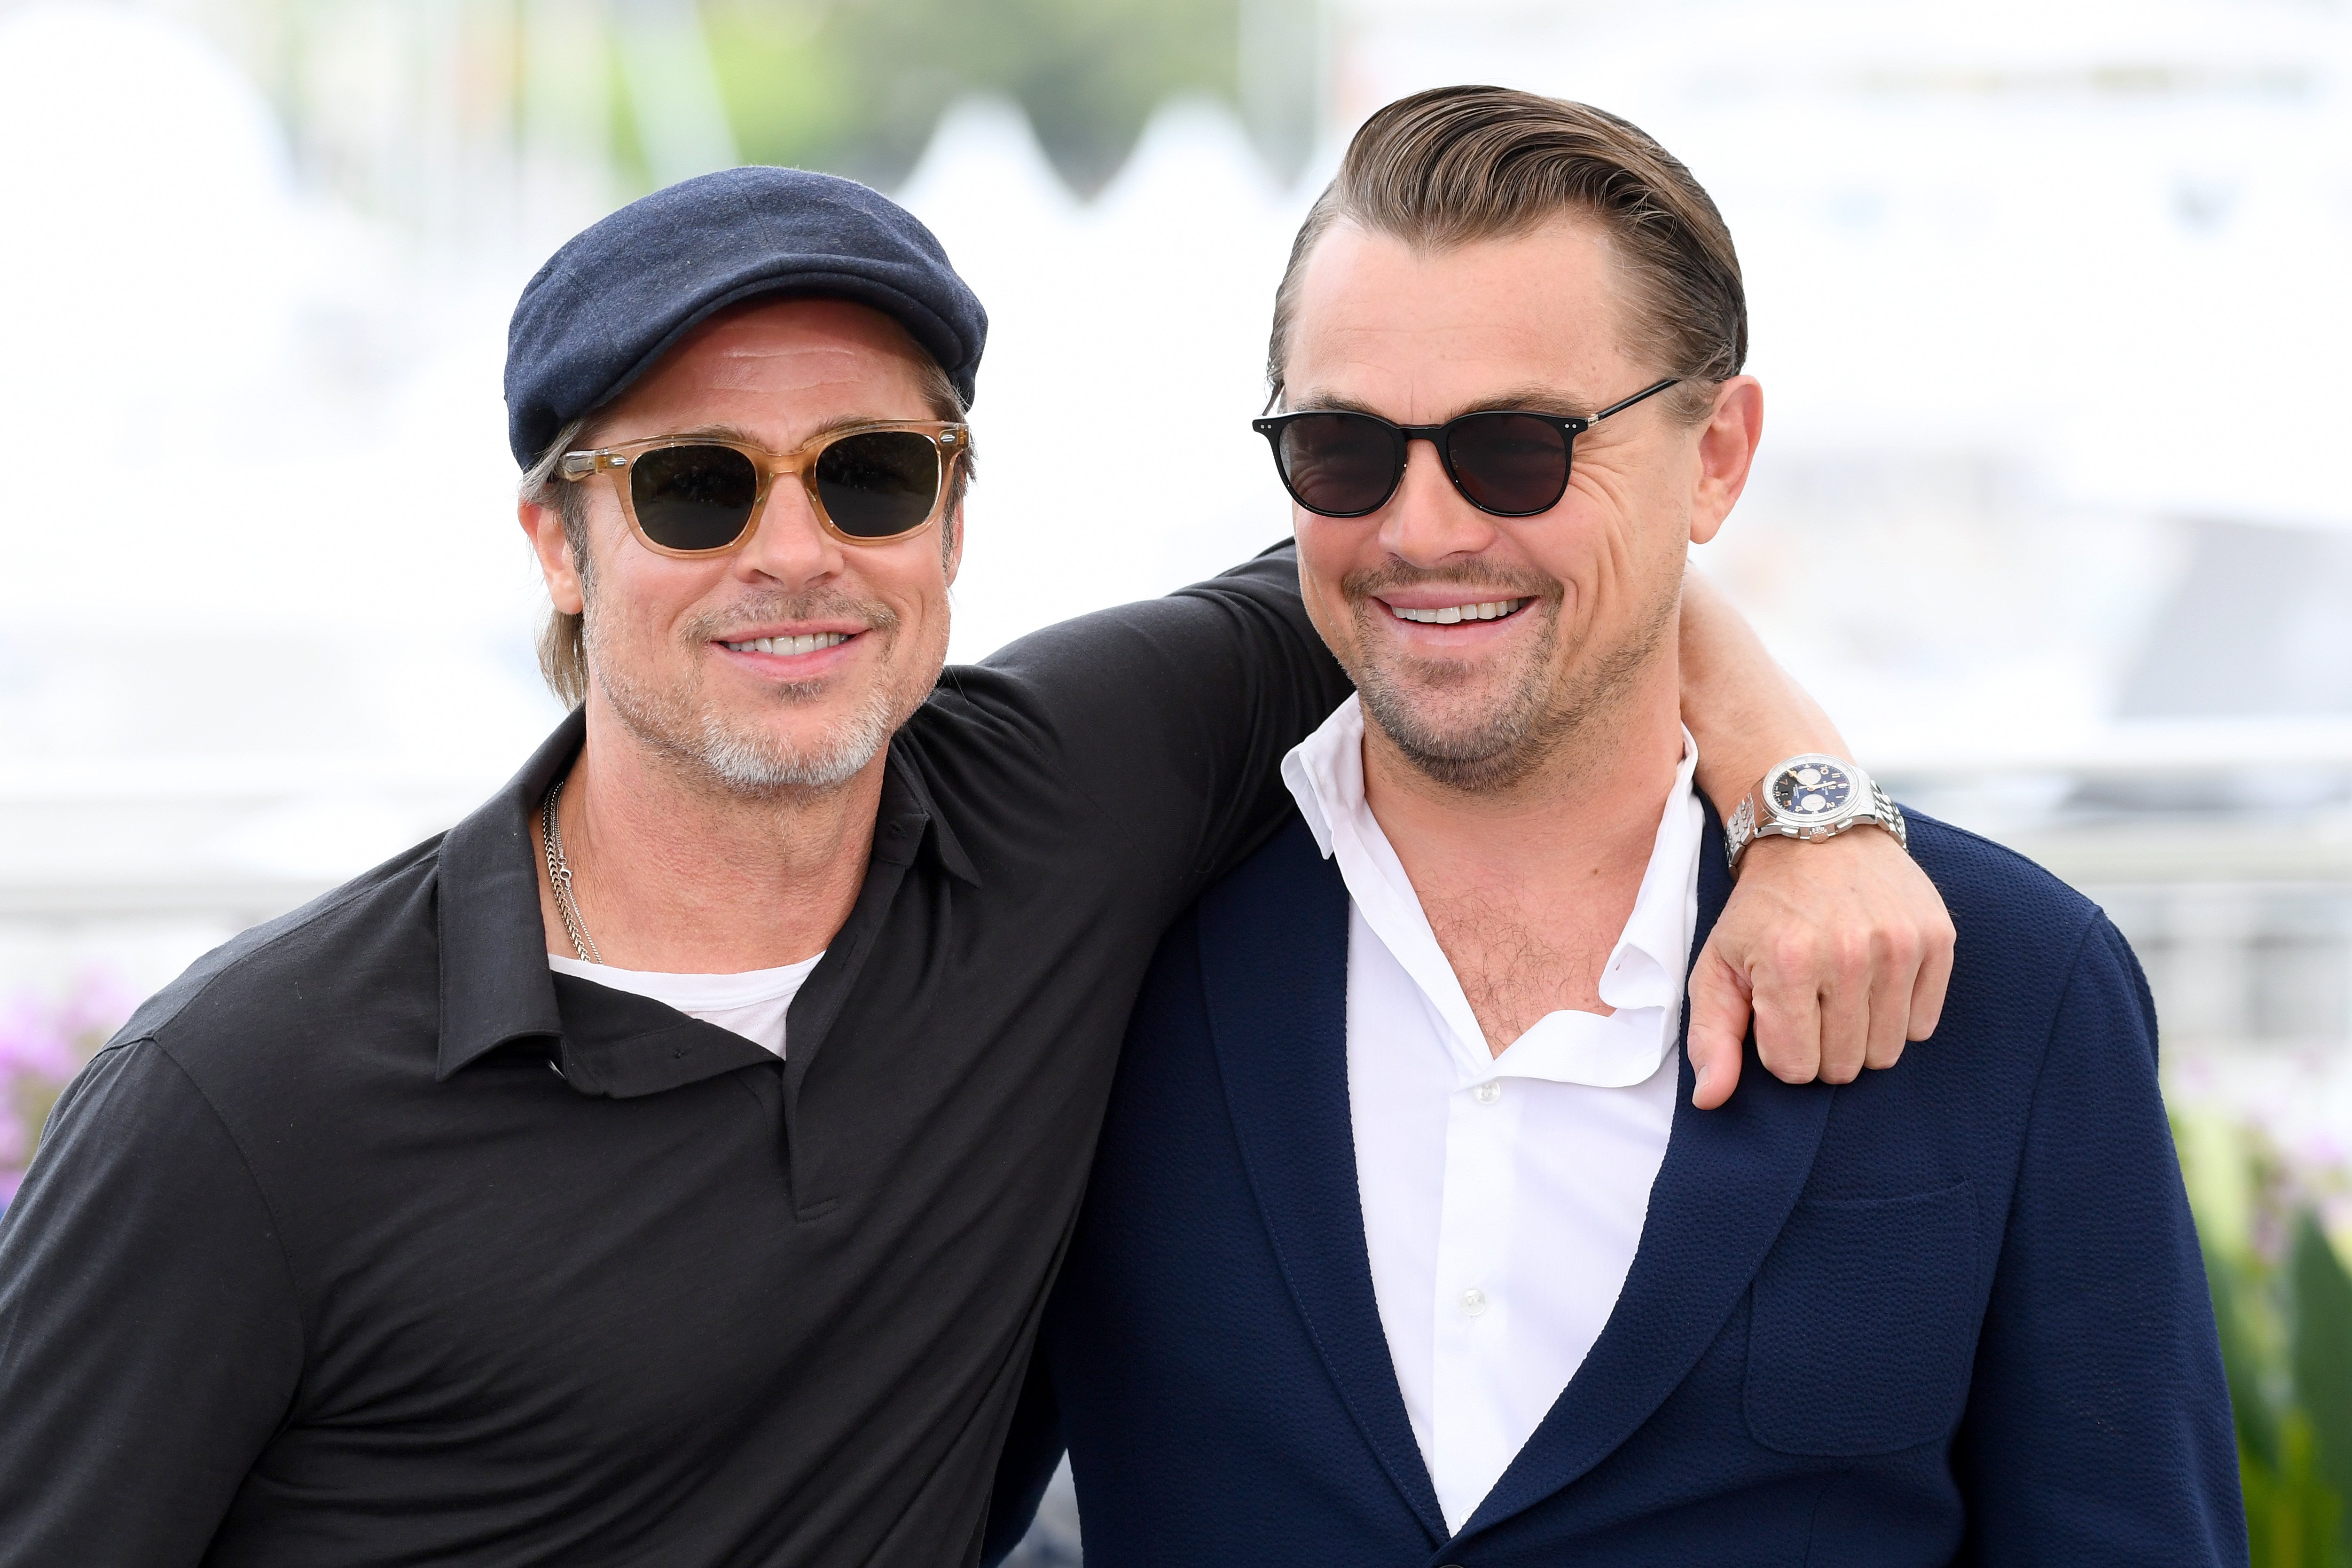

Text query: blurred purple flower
(0, 995), (81, 1083)
(0, 972), (137, 1205)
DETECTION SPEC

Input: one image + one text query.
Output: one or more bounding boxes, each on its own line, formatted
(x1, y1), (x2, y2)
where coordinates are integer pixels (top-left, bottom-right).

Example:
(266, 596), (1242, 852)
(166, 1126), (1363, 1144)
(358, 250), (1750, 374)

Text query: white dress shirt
(1281, 696), (1704, 1533)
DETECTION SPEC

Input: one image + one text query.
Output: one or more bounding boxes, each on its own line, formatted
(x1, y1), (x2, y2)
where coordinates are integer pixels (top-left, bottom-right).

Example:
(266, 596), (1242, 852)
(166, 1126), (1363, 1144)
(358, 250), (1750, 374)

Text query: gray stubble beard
(583, 586), (918, 798)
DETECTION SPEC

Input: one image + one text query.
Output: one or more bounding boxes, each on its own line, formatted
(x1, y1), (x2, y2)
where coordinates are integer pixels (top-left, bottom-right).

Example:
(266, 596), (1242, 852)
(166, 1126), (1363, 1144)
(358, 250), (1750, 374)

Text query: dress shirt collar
(435, 706), (979, 1084)
(1280, 695), (1703, 1090)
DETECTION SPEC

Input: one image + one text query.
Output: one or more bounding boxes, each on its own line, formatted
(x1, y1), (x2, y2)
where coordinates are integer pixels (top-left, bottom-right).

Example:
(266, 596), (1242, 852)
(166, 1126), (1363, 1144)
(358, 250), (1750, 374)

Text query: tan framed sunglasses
(561, 422), (969, 556)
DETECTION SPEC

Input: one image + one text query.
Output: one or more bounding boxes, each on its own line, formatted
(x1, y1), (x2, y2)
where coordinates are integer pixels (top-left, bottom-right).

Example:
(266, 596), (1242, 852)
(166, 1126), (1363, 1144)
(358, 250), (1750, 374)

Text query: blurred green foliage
(688, 0), (1244, 195)
(2182, 1114), (2352, 1565)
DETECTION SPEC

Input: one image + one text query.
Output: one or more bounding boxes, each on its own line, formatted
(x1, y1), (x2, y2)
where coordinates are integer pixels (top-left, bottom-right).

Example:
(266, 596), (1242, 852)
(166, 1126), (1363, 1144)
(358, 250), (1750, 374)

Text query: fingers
(1862, 926), (1915, 1072)
(1907, 909), (1957, 1042)
(1816, 932), (1872, 1084)
(1751, 936), (1823, 1086)
(1689, 827), (1957, 1106)
(1685, 944), (1752, 1110)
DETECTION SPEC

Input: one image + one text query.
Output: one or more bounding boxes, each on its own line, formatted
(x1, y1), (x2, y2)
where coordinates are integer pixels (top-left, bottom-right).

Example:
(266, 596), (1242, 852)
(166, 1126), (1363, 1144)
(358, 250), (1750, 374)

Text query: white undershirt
(545, 952), (824, 1058)
(1281, 695), (1703, 1534)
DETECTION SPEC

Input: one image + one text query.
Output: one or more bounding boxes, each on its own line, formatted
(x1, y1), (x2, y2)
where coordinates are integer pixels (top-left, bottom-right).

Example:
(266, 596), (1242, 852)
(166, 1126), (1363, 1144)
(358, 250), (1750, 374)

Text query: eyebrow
(658, 415), (910, 450)
(1283, 383), (1604, 423)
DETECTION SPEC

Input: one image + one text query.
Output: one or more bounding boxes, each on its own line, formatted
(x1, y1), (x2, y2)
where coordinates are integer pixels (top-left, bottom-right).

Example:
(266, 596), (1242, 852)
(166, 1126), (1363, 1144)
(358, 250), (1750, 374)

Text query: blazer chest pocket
(1744, 1182), (1981, 1457)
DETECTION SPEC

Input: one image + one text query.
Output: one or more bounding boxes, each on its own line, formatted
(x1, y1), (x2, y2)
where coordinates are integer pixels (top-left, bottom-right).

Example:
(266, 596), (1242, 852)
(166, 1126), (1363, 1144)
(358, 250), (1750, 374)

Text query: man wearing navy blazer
(988, 88), (2244, 1566)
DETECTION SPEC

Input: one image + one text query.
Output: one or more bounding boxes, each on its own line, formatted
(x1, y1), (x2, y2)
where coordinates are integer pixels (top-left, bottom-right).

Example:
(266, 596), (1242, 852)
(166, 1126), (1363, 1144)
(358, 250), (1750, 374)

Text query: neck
(539, 697), (886, 972)
(1361, 650), (1687, 1035)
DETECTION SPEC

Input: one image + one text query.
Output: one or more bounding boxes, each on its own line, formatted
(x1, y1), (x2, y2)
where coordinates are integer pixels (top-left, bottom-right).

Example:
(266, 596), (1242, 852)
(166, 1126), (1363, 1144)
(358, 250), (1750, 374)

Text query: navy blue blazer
(987, 808), (2245, 1566)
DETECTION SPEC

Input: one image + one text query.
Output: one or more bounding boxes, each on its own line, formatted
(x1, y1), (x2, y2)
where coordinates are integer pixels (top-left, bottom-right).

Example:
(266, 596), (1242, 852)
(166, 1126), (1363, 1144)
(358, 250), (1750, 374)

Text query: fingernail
(1694, 1064), (1710, 1088)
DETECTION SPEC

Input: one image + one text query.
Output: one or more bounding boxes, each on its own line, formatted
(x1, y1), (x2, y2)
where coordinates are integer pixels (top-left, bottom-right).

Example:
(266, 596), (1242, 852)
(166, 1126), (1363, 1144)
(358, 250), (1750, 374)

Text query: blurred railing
(1881, 717), (2352, 1121)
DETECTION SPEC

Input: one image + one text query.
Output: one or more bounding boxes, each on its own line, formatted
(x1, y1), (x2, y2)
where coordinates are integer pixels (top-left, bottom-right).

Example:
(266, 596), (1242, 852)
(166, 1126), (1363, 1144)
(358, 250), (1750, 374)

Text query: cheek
(595, 552), (718, 646)
(861, 552), (952, 642)
(1290, 523), (1364, 647)
(1542, 478), (1654, 583)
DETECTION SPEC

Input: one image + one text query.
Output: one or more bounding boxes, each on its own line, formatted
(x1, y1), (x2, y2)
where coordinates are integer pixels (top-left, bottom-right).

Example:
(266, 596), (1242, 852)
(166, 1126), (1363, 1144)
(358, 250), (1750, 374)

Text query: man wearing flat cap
(0, 166), (1951, 1565)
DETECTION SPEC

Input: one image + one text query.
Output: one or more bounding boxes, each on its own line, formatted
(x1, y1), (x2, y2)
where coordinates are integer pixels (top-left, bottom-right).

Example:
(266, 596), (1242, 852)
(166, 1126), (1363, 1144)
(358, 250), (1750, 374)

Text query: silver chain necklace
(541, 776), (603, 965)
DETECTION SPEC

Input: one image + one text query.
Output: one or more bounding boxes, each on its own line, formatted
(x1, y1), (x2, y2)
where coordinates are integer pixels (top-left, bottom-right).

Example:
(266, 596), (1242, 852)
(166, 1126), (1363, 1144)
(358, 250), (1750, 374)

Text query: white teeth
(1388, 597), (1527, 625)
(722, 633), (850, 655)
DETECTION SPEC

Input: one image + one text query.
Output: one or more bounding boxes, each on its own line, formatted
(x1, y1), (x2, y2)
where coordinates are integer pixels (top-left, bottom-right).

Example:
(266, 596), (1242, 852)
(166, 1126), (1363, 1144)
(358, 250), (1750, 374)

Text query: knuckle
(1756, 1036), (1815, 1083)
(1834, 932), (1872, 974)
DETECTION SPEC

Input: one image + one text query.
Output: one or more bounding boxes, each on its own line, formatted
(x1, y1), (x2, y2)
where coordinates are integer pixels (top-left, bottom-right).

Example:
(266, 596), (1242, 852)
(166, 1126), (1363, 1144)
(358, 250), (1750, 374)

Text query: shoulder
(1903, 810), (2095, 925)
(31, 1032), (246, 1176)
(1802, 813), (2156, 1201)
(1903, 809), (2111, 994)
(116, 835), (445, 1075)
(1892, 811), (2156, 1095)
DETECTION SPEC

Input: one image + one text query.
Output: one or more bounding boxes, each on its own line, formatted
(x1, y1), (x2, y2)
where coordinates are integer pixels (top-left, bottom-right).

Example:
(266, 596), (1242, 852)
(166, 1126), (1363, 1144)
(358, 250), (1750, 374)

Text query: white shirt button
(1472, 1080), (1502, 1105)
(1459, 1287), (1489, 1317)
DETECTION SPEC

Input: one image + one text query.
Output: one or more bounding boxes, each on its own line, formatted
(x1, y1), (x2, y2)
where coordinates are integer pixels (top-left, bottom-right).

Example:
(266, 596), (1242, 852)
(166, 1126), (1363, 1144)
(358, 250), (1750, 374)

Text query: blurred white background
(1, 0), (2348, 1226)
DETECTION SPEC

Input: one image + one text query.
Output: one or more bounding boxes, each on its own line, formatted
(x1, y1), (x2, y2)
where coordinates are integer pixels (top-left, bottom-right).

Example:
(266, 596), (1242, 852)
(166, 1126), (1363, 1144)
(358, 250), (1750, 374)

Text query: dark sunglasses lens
(630, 445), (760, 551)
(1445, 414), (1572, 515)
(1275, 414), (1402, 516)
(814, 431), (942, 540)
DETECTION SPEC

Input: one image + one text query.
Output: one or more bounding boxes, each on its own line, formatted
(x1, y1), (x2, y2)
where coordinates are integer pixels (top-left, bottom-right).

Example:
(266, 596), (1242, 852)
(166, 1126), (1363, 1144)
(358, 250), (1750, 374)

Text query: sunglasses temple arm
(1592, 377), (1682, 422)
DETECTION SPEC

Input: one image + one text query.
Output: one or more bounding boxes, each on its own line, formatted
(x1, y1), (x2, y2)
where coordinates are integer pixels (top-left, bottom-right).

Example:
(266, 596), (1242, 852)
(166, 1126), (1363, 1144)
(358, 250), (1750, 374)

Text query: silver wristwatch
(1725, 753), (1907, 875)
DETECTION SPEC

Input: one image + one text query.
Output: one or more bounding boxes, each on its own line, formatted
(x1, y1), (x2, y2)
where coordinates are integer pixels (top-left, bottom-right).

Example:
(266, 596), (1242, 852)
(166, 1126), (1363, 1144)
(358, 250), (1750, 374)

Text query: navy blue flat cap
(504, 166), (987, 468)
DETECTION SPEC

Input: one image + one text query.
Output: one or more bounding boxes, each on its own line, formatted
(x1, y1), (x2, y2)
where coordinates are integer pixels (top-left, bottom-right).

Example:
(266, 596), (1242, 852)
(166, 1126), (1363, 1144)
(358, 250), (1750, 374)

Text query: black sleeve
(972, 539), (1351, 900)
(0, 1041), (305, 1567)
(1952, 917), (2247, 1565)
(980, 1348), (1067, 1568)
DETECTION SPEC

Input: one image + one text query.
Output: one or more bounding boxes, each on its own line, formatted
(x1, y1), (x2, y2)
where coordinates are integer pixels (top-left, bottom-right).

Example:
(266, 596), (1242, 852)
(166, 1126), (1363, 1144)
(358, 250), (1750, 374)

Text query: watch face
(1770, 760), (1854, 820)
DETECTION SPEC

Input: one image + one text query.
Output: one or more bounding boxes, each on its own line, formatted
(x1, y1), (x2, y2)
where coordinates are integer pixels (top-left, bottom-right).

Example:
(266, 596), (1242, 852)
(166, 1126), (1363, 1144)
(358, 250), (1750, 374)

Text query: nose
(1377, 435), (1500, 567)
(733, 474), (846, 586)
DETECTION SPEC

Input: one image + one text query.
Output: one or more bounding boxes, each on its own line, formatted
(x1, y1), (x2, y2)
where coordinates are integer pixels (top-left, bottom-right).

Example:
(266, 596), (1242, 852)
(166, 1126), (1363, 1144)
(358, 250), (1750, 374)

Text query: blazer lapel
(1194, 817), (1450, 1545)
(1461, 807), (1835, 1538)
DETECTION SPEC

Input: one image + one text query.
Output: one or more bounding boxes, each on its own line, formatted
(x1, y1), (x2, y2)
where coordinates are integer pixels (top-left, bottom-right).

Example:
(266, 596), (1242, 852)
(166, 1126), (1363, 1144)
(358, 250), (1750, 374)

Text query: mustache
(1340, 560), (1562, 606)
(682, 589), (902, 643)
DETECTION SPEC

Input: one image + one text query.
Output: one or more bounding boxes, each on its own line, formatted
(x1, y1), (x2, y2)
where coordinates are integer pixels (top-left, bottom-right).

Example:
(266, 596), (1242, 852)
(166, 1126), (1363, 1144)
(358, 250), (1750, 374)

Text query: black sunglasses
(1252, 378), (1679, 519)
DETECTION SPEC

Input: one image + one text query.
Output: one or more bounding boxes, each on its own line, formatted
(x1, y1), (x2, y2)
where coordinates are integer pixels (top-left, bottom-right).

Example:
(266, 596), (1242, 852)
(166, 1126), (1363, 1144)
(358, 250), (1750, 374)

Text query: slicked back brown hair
(1268, 86), (1746, 424)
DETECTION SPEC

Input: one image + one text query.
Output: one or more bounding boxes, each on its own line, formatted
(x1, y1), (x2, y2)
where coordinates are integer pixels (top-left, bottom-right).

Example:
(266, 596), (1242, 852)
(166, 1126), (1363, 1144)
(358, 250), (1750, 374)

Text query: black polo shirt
(0, 548), (1348, 1568)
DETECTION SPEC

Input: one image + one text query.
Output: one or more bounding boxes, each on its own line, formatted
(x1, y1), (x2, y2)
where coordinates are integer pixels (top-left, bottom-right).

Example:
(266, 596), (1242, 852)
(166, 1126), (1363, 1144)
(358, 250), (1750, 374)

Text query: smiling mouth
(1384, 597), (1529, 626)
(720, 632), (853, 655)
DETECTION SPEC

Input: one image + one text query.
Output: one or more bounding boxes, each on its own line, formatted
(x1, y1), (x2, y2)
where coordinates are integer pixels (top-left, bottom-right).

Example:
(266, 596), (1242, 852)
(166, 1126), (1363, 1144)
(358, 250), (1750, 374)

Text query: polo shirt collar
(436, 710), (582, 1081)
(879, 729), (982, 886)
(434, 708), (979, 1084)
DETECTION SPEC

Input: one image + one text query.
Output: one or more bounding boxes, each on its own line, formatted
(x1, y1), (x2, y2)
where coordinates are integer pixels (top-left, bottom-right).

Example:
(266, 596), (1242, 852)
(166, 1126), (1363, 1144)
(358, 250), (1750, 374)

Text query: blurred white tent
(899, 95), (1304, 664)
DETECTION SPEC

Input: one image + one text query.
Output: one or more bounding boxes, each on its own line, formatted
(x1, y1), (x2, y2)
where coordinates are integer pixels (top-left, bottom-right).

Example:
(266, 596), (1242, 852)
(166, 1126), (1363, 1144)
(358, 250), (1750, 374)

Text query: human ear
(520, 500), (586, 616)
(1686, 376), (1764, 546)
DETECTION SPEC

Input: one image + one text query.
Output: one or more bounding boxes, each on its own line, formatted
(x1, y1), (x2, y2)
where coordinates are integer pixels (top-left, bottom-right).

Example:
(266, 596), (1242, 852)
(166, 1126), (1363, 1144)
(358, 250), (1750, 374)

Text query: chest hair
(1417, 886), (1618, 1053)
